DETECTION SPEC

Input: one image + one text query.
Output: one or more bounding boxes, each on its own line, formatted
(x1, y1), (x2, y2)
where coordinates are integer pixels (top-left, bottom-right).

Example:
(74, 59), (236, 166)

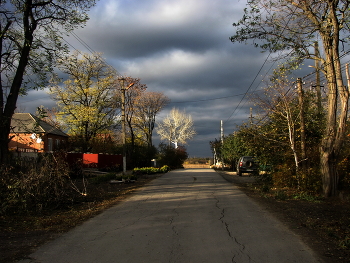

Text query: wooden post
(221, 120), (224, 170)
(117, 78), (135, 174)
(119, 77), (127, 174)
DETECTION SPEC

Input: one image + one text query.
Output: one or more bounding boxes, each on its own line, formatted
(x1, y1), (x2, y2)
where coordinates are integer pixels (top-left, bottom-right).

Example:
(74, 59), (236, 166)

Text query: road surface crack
(214, 195), (255, 263)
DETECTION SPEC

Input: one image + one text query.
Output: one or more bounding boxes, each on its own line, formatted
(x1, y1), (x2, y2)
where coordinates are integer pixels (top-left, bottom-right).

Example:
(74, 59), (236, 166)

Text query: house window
(48, 138), (53, 152)
(56, 139), (60, 150)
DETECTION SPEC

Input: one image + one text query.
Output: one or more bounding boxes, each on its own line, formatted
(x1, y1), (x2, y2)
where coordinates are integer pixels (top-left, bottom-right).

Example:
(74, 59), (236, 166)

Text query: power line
(225, 53), (272, 123)
(62, 32), (121, 76)
(225, 5), (299, 125)
(169, 91), (262, 104)
(225, 4), (350, 127)
(303, 49), (350, 84)
(19, 32), (121, 106)
(70, 31), (96, 54)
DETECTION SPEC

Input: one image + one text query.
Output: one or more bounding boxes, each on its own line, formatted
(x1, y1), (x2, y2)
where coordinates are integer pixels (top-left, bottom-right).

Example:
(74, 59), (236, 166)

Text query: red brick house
(8, 113), (68, 153)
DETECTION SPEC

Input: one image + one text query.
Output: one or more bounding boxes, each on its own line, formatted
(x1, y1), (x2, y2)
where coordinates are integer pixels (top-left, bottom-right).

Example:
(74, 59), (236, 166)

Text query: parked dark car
(237, 156), (259, 176)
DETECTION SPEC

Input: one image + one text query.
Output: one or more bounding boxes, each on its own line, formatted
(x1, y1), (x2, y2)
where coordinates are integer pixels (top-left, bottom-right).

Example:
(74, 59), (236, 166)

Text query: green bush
(133, 165), (170, 175)
(133, 167), (158, 175)
(159, 165), (170, 173)
(156, 143), (188, 169)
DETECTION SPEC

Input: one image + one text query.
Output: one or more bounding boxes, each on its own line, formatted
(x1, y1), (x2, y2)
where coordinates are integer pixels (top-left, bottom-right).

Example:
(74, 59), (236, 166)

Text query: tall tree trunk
(0, 4), (35, 164)
(320, 54), (338, 197)
(148, 117), (154, 148)
(320, 150), (338, 197)
(314, 42), (322, 116)
(1, 42), (33, 163)
(319, 32), (349, 197)
(297, 78), (307, 171)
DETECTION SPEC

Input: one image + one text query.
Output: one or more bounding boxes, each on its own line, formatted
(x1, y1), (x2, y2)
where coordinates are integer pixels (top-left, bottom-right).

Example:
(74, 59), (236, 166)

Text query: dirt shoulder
(217, 170), (350, 263)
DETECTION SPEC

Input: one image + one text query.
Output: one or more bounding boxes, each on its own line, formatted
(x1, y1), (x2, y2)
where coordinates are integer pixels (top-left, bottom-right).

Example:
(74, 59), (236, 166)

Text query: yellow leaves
(49, 51), (120, 140)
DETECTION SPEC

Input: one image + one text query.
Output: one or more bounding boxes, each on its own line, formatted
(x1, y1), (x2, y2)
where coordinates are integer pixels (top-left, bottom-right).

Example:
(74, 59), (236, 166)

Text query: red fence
(66, 153), (123, 169)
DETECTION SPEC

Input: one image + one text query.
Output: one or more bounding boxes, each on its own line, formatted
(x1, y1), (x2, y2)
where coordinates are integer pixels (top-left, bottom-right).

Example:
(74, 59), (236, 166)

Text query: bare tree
(116, 77), (147, 148)
(156, 108), (196, 149)
(134, 91), (170, 147)
(253, 74), (305, 186)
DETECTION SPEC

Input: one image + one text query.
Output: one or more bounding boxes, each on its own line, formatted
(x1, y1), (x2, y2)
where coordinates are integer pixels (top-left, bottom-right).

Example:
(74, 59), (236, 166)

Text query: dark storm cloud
(79, 24), (227, 59)
(19, 0), (280, 157)
(77, 0), (243, 58)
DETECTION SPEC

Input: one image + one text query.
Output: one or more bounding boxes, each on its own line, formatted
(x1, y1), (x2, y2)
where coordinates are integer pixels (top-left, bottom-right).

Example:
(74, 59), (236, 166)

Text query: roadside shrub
(338, 157), (350, 191)
(159, 165), (170, 173)
(133, 167), (159, 175)
(292, 192), (322, 202)
(68, 158), (84, 178)
(116, 175), (124, 181)
(157, 143), (188, 169)
(90, 173), (117, 184)
(261, 184), (270, 193)
(0, 153), (71, 215)
(271, 164), (296, 188)
(99, 164), (121, 173)
(274, 189), (288, 200)
(296, 168), (323, 194)
(255, 162), (323, 197)
(131, 145), (157, 168)
(255, 170), (272, 193)
(133, 165), (169, 175)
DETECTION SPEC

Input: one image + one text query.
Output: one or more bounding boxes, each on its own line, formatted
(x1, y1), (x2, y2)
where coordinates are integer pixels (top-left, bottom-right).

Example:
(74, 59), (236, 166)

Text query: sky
(17, 0), (314, 157)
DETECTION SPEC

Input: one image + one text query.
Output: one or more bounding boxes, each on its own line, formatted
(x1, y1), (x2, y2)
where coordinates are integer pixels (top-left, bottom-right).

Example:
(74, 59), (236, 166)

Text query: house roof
(11, 113), (68, 137)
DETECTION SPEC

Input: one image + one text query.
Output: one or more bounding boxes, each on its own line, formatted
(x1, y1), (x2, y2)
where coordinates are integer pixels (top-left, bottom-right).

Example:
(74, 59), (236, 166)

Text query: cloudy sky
(17, 0), (313, 157)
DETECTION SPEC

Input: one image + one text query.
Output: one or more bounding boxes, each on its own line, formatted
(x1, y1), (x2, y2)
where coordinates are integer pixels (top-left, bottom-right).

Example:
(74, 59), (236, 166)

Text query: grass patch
(89, 173), (117, 184)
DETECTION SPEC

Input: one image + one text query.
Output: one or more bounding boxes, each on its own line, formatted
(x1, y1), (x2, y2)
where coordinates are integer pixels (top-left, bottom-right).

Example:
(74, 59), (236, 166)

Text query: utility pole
(221, 120), (224, 170)
(249, 107), (253, 126)
(118, 77), (134, 174)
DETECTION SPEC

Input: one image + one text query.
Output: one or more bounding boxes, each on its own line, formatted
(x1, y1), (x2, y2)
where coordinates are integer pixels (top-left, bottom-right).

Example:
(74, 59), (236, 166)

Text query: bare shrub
(0, 153), (72, 214)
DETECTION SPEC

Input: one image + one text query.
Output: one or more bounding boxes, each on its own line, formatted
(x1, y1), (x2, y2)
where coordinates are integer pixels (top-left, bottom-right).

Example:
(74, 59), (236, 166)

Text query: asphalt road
(19, 169), (322, 263)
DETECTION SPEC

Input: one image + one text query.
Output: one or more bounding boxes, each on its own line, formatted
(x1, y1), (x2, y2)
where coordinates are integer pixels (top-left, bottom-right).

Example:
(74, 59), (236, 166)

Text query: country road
(18, 168), (322, 263)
